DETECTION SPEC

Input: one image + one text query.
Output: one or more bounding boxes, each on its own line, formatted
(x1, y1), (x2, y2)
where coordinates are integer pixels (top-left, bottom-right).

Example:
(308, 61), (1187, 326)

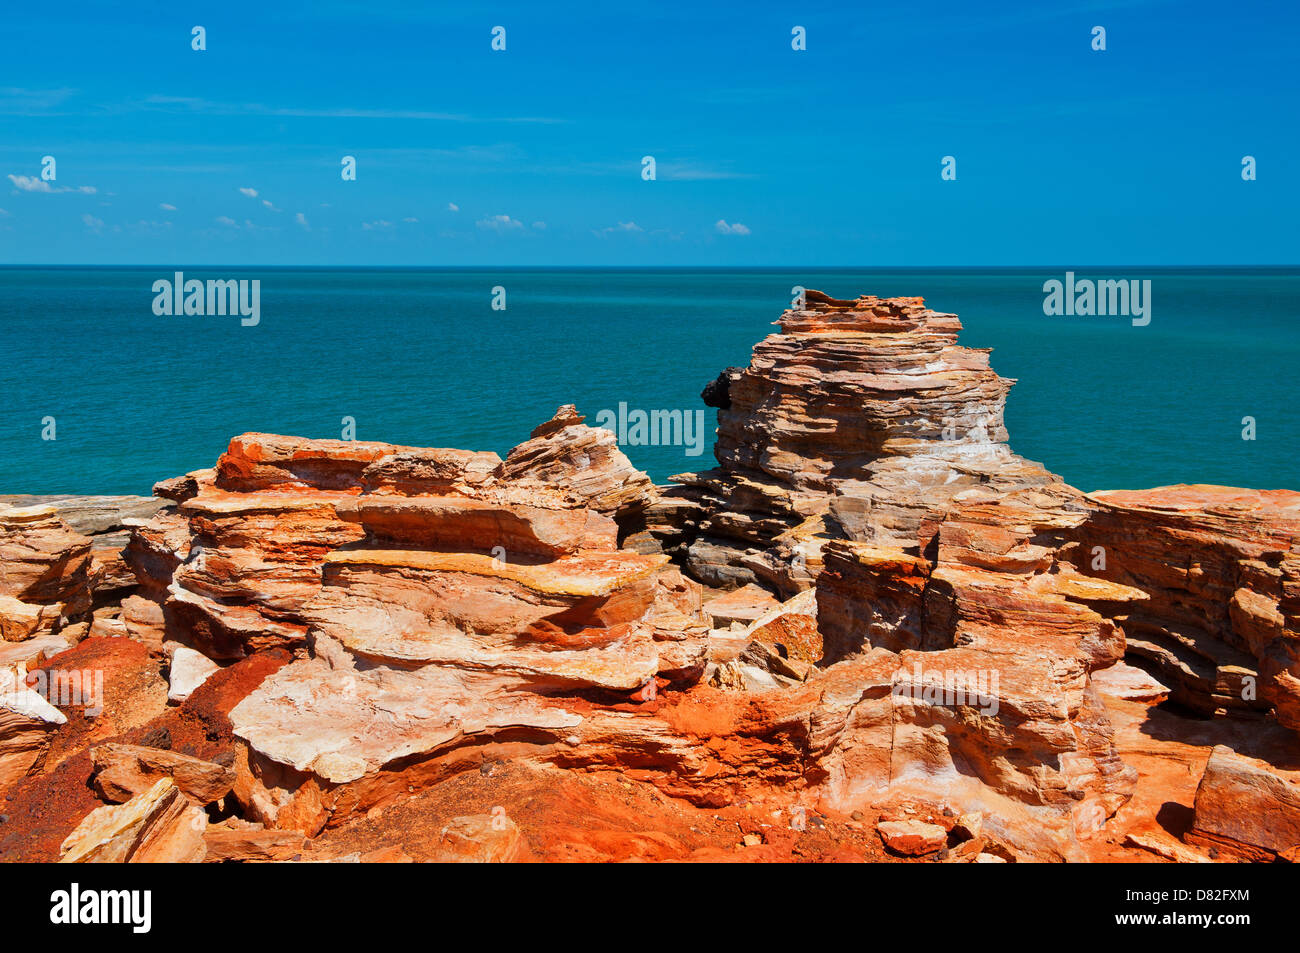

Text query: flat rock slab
(0, 631), (70, 669)
(1190, 745), (1300, 858)
(877, 819), (947, 856)
(324, 548), (668, 599)
(704, 584), (781, 627)
(204, 825), (306, 862)
(230, 659), (583, 784)
(0, 495), (164, 538)
(59, 777), (207, 863)
(91, 742), (235, 804)
(167, 645), (221, 703)
(1091, 661), (1171, 703)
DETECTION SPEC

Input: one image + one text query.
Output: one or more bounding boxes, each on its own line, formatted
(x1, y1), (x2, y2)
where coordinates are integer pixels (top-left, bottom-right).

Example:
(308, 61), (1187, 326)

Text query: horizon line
(3, 263), (1299, 271)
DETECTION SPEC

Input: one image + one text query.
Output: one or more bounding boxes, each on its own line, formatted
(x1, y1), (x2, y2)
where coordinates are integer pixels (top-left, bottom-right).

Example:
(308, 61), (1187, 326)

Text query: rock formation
(1064, 486), (1300, 728)
(0, 504), (94, 642)
(646, 292), (1071, 596)
(2, 290), (1298, 864)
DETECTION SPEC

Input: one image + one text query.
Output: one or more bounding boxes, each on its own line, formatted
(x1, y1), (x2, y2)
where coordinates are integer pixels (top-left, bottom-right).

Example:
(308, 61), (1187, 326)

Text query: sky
(0, 0), (1296, 266)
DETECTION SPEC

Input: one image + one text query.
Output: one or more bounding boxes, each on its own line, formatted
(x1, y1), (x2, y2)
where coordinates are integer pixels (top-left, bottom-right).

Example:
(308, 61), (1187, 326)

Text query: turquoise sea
(1, 267), (1296, 496)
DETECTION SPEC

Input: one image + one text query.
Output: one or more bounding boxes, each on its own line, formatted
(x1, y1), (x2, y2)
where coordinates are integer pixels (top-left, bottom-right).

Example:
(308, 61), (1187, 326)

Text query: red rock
(336, 495), (616, 557)
(742, 587), (821, 664)
(0, 505), (93, 640)
(360, 448), (500, 496)
(1188, 745), (1300, 860)
(704, 583), (781, 627)
(649, 292), (1065, 592)
(215, 433), (418, 492)
(5, 289), (1299, 867)
(1091, 661), (1171, 703)
(498, 404), (656, 522)
(1069, 485), (1300, 728)
(877, 819), (946, 855)
(427, 814), (531, 863)
(203, 821), (305, 862)
(90, 742), (235, 804)
(59, 777), (207, 863)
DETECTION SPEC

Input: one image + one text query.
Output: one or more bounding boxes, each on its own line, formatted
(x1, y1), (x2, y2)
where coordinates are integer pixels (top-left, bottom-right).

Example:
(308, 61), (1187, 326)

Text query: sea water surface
(1, 267), (1296, 496)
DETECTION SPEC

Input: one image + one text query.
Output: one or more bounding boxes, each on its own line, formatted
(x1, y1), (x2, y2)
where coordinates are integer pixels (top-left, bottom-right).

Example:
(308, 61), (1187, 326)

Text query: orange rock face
(649, 291), (1067, 593)
(2, 290), (1298, 864)
(1066, 485), (1300, 728)
(0, 505), (94, 641)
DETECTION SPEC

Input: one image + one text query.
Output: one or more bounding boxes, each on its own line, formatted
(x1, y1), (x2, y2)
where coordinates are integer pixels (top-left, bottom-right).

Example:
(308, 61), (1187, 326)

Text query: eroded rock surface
(648, 291), (1067, 594)
(1, 290), (1297, 864)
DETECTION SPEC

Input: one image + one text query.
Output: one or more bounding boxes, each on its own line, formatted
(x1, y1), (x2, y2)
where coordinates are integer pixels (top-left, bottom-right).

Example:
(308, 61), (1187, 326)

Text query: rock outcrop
(0, 505), (94, 642)
(1188, 745), (1300, 860)
(648, 291), (1067, 594)
(2, 289), (1297, 865)
(59, 776), (207, 863)
(107, 408), (706, 832)
(1063, 485), (1300, 728)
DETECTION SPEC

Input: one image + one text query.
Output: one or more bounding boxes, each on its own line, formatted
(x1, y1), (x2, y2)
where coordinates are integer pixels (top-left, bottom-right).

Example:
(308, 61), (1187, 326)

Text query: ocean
(1, 267), (1296, 496)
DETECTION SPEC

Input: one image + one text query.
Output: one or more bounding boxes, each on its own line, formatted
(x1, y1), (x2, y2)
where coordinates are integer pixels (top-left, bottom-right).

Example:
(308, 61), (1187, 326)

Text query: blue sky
(0, 0), (1296, 265)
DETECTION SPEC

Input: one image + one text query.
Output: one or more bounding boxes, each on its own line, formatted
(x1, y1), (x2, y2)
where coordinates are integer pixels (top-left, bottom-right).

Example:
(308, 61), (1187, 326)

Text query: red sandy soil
(305, 759), (896, 863)
(0, 640), (291, 862)
(3, 639), (1281, 864)
(1083, 691), (1300, 862)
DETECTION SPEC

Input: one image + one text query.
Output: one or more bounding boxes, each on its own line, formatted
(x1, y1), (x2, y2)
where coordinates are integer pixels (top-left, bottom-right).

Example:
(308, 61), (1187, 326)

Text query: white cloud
(666, 165), (756, 181)
(81, 213), (103, 231)
(215, 216), (238, 227)
(531, 221), (546, 230)
(594, 221), (643, 237)
(362, 220), (394, 230)
(447, 202), (459, 212)
(137, 95), (567, 124)
(476, 214), (523, 232)
(9, 175), (50, 192)
(238, 187), (258, 198)
(715, 219), (751, 236)
(262, 198), (281, 212)
(0, 87), (78, 114)
(0, 208), (9, 216)
(295, 212), (310, 231)
(402, 216), (419, 223)
(7, 174), (95, 194)
(160, 202), (177, 211)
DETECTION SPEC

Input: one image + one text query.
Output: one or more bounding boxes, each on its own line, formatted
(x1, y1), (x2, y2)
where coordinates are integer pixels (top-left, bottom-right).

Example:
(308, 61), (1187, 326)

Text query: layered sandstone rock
(3, 289), (1298, 864)
(59, 776), (207, 863)
(108, 408), (709, 830)
(1188, 745), (1300, 860)
(90, 742), (235, 804)
(0, 663), (68, 788)
(0, 505), (94, 641)
(649, 291), (1065, 594)
(0, 508), (97, 789)
(1062, 485), (1300, 728)
(806, 495), (1148, 852)
(0, 494), (165, 610)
